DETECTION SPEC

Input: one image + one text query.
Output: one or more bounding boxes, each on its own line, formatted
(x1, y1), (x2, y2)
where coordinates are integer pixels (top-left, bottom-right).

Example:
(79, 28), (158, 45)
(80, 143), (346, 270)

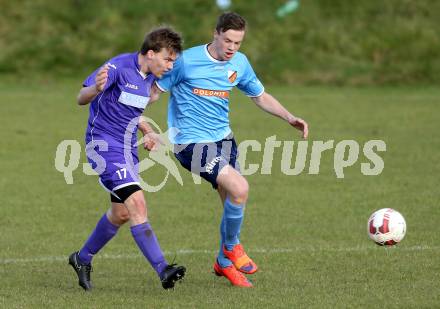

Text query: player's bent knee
(107, 203), (130, 225)
(115, 210), (130, 224)
(230, 180), (249, 204)
(125, 192), (148, 222)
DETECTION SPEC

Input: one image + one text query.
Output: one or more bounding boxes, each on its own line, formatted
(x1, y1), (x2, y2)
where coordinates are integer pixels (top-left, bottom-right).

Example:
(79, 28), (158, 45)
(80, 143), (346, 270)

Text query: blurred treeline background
(1, 0), (439, 85)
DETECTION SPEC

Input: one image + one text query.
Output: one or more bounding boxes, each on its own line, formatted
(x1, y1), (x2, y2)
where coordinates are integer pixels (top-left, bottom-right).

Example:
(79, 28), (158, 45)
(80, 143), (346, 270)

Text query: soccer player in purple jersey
(68, 27), (186, 291)
(156, 13), (308, 287)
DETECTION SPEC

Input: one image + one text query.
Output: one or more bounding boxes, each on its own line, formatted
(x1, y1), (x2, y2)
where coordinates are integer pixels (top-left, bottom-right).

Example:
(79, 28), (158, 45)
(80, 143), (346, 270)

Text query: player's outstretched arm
(251, 92), (309, 139)
(77, 65), (109, 105)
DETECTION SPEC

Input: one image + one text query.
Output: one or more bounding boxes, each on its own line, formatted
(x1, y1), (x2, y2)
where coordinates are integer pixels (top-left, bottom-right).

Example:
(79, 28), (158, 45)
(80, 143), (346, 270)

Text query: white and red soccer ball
(368, 208), (406, 246)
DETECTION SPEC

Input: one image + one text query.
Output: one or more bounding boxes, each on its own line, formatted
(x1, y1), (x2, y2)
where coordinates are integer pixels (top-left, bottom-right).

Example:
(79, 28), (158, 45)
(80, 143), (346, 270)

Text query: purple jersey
(83, 52), (156, 149)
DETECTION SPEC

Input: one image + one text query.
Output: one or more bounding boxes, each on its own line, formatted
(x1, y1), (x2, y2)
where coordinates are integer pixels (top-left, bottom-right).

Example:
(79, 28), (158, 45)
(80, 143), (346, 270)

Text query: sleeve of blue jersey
(236, 55), (265, 97)
(156, 55), (185, 92)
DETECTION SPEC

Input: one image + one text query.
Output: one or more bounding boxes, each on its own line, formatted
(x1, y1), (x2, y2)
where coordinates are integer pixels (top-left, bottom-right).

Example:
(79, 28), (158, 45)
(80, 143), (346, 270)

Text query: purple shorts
(86, 141), (140, 193)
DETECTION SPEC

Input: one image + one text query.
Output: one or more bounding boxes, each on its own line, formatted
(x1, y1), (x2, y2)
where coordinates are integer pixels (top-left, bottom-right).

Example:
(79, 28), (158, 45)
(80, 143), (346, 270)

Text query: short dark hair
(215, 12), (246, 33)
(140, 26), (182, 55)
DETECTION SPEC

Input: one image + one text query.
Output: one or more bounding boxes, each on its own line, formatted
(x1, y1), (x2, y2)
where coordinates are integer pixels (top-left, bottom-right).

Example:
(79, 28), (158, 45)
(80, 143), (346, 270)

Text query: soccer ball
(367, 208), (406, 246)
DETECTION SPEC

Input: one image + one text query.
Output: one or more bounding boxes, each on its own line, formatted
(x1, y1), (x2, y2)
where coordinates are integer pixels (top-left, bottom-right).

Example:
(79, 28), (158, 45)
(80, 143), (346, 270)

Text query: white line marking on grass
(1, 245), (438, 265)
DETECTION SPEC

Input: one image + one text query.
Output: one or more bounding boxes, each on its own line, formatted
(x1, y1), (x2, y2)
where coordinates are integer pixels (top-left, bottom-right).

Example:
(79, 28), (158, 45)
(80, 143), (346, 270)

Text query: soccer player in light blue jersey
(156, 13), (308, 287)
(68, 27), (186, 291)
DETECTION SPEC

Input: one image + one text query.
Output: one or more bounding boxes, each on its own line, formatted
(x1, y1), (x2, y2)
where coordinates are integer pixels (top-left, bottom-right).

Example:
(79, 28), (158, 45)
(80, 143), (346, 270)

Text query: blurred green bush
(1, 0), (439, 85)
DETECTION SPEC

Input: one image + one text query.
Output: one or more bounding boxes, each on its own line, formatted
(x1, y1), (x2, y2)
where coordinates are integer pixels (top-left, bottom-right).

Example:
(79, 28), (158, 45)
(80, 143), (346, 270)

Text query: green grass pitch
(0, 80), (439, 308)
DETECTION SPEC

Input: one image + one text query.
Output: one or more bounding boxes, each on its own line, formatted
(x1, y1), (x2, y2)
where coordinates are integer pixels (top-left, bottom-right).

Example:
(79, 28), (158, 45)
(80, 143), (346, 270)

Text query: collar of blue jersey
(133, 52), (148, 80)
(204, 44), (228, 64)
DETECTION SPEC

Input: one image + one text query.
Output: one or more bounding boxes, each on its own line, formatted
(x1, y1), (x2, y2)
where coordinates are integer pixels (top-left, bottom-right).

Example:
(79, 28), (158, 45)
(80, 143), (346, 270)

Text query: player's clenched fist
(95, 64), (109, 92)
(143, 132), (165, 151)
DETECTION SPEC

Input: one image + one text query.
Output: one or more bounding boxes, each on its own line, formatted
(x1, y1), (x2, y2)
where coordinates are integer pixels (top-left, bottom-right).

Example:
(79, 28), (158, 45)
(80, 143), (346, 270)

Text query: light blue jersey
(156, 44), (264, 144)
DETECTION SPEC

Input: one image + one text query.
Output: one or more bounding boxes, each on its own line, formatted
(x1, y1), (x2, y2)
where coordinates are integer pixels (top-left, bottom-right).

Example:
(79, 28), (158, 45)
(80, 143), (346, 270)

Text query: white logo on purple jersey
(124, 82), (139, 90)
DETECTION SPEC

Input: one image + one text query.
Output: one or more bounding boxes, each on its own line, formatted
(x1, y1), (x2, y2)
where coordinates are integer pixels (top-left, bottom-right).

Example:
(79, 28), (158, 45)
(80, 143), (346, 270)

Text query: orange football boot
(213, 260), (253, 288)
(223, 244), (258, 274)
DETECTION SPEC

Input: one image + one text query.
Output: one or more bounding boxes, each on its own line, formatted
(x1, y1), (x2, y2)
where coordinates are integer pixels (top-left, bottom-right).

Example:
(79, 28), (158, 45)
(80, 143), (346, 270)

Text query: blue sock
(130, 222), (168, 276)
(223, 197), (244, 251)
(78, 214), (119, 265)
(217, 213), (232, 267)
